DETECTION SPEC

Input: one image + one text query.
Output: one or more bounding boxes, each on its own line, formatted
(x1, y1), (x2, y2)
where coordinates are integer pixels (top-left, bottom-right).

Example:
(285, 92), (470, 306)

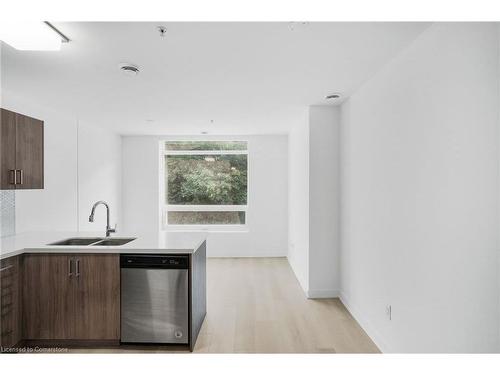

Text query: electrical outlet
(386, 305), (392, 321)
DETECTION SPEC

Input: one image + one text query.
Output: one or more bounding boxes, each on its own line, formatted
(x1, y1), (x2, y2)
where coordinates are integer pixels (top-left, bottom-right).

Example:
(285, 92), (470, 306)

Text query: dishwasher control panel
(120, 254), (189, 269)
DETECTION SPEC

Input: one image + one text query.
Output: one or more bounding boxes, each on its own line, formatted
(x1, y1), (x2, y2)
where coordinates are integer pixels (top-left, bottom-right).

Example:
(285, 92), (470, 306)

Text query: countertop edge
(1, 232), (207, 260)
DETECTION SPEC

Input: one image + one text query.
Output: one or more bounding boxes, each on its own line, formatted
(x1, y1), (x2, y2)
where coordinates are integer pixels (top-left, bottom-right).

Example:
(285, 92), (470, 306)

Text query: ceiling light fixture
(0, 21), (68, 51)
(44, 22), (70, 43)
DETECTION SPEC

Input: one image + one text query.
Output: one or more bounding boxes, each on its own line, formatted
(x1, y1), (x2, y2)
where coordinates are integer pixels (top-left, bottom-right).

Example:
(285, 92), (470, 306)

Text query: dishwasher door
(121, 265), (189, 344)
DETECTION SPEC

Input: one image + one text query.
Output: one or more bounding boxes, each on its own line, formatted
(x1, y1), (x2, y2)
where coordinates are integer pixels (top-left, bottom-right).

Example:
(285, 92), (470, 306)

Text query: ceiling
(1, 22), (430, 135)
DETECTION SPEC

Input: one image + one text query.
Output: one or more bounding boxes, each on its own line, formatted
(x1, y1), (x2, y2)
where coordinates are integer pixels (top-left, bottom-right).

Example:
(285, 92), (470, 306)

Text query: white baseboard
(307, 289), (339, 298)
(339, 292), (391, 353)
(207, 253), (287, 258)
(286, 256), (309, 297)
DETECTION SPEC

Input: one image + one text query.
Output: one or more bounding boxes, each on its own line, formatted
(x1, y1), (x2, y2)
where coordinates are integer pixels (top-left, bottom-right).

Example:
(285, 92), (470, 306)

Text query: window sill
(164, 226), (249, 234)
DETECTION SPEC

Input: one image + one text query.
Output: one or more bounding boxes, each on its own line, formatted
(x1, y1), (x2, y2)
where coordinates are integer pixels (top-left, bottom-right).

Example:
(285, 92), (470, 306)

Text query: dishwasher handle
(120, 255), (189, 269)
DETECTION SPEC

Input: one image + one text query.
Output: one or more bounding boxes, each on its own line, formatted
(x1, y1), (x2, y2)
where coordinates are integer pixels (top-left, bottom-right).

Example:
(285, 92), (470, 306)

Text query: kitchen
(1, 7), (500, 375)
(0, 108), (207, 349)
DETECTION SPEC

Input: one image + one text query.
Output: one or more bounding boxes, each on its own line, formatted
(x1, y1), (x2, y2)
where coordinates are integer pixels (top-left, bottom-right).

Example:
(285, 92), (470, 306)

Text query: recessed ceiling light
(119, 63), (140, 76)
(326, 93), (341, 100)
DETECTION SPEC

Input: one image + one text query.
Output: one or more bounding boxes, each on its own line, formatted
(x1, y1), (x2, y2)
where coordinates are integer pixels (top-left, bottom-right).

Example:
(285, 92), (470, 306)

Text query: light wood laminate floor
(75, 257), (379, 353)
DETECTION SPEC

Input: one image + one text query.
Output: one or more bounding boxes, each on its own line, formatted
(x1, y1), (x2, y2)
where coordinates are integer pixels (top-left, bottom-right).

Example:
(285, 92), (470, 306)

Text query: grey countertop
(0, 231), (207, 259)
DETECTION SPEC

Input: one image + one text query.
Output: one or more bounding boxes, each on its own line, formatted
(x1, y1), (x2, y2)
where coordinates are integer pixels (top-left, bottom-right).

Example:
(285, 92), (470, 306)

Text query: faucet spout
(89, 201), (116, 237)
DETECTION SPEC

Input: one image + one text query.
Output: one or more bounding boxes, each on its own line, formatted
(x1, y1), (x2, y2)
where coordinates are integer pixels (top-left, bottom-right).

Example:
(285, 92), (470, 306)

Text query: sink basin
(48, 237), (136, 247)
(91, 238), (136, 246)
(49, 237), (103, 246)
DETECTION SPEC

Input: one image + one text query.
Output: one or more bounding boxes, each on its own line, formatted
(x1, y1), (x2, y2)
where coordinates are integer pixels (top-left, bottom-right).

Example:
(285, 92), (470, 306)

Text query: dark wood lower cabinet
(22, 254), (120, 342)
(190, 241), (207, 351)
(74, 255), (120, 340)
(1, 248), (205, 351)
(22, 254), (76, 340)
(0, 256), (21, 348)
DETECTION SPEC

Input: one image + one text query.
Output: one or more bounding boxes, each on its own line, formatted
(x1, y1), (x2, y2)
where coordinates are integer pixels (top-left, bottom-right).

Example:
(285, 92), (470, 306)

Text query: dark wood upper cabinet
(0, 109), (17, 190)
(14, 112), (44, 189)
(0, 108), (44, 190)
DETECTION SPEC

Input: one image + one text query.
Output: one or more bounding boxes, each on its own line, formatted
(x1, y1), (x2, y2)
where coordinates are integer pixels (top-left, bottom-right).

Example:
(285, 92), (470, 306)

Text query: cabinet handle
(68, 259), (73, 277)
(9, 170), (16, 185)
(75, 259), (80, 277)
(17, 169), (23, 185)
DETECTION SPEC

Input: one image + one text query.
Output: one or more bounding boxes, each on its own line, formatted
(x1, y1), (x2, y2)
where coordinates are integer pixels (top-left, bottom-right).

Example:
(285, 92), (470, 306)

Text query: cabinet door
(0, 109), (17, 190)
(15, 113), (44, 189)
(74, 254), (120, 340)
(22, 254), (76, 339)
(0, 256), (21, 348)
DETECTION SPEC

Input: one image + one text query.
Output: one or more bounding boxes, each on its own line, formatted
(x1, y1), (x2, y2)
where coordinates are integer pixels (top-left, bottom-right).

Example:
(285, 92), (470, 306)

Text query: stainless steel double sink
(48, 237), (136, 246)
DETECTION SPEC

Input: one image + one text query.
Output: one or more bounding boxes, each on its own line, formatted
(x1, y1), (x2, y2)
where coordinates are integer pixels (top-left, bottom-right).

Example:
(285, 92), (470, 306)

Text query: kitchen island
(0, 231), (207, 352)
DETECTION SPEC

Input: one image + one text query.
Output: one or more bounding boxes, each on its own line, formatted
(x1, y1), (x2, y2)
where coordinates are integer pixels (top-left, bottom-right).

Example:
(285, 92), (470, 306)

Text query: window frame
(162, 140), (249, 232)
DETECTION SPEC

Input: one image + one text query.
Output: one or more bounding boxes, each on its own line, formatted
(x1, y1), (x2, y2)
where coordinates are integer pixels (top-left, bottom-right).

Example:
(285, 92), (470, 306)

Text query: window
(164, 141), (248, 227)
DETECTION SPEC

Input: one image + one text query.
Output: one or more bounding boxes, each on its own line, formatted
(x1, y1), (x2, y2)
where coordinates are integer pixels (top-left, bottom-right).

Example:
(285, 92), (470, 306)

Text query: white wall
(288, 106), (341, 298)
(308, 106), (340, 298)
(1, 91), (122, 234)
(77, 121), (122, 232)
(2, 93), (78, 232)
(339, 23), (499, 353)
(287, 110), (310, 292)
(498, 24), (500, 352)
(122, 134), (289, 257)
(121, 136), (163, 233)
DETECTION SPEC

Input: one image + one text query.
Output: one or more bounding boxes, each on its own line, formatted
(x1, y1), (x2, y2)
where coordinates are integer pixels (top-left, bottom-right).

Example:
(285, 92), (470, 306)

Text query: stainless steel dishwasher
(121, 254), (189, 344)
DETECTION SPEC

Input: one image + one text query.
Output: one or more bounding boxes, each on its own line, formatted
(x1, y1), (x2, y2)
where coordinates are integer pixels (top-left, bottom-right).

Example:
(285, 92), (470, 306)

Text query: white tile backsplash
(0, 190), (16, 237)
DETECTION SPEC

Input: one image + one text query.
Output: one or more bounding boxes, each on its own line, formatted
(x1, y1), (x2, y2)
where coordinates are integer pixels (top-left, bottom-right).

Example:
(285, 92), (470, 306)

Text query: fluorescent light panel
(0, 21), (62, 51)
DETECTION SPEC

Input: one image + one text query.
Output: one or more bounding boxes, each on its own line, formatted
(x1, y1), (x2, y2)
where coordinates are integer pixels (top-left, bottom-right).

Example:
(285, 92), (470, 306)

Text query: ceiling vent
(326, 93), (341, 100)
(119, 63), (140, 76)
